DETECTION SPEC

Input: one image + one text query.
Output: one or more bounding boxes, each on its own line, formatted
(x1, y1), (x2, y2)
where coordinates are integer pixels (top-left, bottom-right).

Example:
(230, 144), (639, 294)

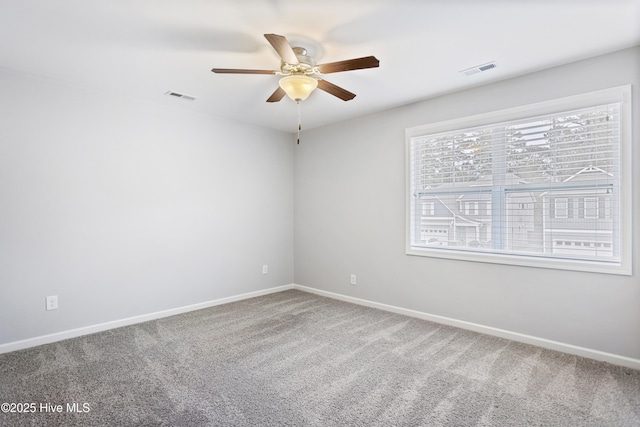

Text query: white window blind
(406, 87), (631, 274)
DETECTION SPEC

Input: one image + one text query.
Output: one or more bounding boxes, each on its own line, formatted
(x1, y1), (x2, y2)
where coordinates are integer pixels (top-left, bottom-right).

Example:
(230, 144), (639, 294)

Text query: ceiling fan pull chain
(297, 100), (302, 144)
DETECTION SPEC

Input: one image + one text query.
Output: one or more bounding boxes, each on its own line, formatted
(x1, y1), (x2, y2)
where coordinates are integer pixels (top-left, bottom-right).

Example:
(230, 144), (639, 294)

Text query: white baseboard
(0, 284), (294, 355)
(293, 284), (640, 370)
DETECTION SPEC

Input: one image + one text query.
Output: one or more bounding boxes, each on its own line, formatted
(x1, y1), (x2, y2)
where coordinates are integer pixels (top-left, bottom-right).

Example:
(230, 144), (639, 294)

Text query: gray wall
(294, 47), (640, 359)
(2, 47), (638, 361)
(0, 67), (294, 345)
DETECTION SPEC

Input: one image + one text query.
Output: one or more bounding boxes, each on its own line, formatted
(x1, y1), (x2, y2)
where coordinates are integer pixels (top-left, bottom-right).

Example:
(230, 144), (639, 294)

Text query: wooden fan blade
(317, 79), (356, 101)
(211, 68), (276, 74)
(264, 33), (299, 65)
(318, 56), (380, 74)
(266, 87), (286, 103)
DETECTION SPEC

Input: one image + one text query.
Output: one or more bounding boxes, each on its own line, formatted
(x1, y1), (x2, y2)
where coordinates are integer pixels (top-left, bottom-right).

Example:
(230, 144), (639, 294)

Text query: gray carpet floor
(1, 289), (639, 426)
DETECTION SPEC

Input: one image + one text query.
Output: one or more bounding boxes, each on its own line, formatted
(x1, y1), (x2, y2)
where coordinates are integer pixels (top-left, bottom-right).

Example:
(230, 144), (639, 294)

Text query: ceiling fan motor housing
(281, 47), (317, 75)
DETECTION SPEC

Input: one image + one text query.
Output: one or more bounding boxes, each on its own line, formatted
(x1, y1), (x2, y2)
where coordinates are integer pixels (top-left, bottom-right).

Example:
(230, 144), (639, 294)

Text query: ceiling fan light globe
(278, 75), (318, 101)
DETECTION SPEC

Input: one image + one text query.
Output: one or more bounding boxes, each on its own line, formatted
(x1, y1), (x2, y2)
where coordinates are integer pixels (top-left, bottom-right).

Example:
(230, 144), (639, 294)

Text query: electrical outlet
(46, 295), (58, 311)
(350, 274), (357, 285)
(262, 264), (268, 274)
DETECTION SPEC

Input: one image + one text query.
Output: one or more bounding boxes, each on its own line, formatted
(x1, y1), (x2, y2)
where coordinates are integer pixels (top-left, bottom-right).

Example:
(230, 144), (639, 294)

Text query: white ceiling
(2, 0), (639, 133)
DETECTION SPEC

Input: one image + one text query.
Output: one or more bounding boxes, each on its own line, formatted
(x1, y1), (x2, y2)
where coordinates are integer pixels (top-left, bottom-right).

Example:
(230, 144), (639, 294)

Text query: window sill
(406, 245), (631, 276)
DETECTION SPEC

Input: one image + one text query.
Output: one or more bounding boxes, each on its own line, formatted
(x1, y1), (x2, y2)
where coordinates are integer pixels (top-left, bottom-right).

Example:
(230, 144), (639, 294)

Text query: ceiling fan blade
(266, 87), (286, 103)
(264, 33), (299, 65)
(211, 68), (276, 74)
(317, 79), (356, 101)
(318, 56), (380, 74)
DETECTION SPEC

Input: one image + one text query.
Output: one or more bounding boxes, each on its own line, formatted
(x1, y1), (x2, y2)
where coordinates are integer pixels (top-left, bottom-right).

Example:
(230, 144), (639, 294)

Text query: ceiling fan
(211, 33), (380, 103)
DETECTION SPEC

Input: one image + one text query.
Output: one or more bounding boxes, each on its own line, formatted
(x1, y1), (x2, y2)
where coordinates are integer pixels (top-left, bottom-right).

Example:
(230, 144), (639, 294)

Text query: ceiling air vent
(165, 91), (197, 101)
(460, 61), (497, 76)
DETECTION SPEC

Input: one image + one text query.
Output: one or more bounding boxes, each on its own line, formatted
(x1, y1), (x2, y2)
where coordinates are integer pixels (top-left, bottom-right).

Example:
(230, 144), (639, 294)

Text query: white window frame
(554, 198), (569, 219)
(584, 197), (599, 219)
(422, 202), (435, 216)
(405, 86), (632, 275)
(465, 201), (479, 216)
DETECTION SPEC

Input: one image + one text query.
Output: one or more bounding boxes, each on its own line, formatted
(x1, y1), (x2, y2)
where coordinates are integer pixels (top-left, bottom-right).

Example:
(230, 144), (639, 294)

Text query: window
(422, 202), (435, 216)
(584, 197), (598, 219)
(554, 198), (569, 219)
(464, 201), (478, 215)
(406, 86), (632, 275)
